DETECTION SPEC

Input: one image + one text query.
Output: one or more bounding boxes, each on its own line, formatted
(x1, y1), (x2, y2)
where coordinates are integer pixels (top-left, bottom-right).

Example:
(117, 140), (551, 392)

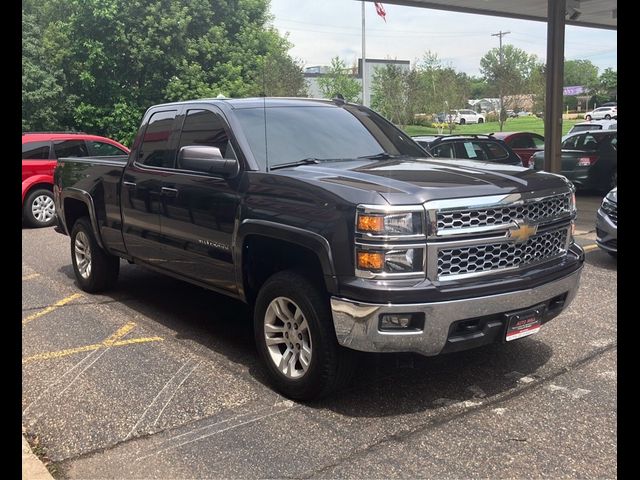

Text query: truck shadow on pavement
(58, 263), (554, 418)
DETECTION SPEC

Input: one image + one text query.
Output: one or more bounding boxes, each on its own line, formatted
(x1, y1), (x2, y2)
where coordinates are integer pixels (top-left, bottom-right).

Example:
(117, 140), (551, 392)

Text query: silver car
(596, 187), (617, 256)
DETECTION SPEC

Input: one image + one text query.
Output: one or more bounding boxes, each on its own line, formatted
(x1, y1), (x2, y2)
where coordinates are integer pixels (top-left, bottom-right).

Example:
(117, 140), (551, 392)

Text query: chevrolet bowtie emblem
(508, 222), (538, 243)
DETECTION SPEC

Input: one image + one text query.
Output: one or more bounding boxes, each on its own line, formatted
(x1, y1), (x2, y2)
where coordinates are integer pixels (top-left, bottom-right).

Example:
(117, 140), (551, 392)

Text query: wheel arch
(60, 188), (105, 249)
(236, 220), (338, 304)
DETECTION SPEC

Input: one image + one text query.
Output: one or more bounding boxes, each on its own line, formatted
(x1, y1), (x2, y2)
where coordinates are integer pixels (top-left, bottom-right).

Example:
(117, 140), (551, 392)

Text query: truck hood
(281, 157), (570, 205)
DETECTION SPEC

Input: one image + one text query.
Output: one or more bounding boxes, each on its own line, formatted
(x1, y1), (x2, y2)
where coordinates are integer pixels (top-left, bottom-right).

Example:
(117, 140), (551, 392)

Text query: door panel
(158, 107), (241, 293)
(121, 109), (178, 265)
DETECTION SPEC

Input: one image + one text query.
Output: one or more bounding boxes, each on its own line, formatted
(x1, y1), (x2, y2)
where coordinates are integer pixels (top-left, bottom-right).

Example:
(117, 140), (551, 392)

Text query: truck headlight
(356, 210), (423, 237)
(355, 246), (424, 277)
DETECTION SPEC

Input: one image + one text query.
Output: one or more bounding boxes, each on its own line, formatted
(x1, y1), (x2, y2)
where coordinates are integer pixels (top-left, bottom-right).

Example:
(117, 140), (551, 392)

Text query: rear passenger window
(177, 109), (236, 168)
(88, 141), (127, 157)
(482, 142), (509, 161)
(139, 110), (178, 168)
(53, 139), (89, 158)
(22, 141), (50, 159)
(509, 136), (534, 149)
(431, 144), (454, 158)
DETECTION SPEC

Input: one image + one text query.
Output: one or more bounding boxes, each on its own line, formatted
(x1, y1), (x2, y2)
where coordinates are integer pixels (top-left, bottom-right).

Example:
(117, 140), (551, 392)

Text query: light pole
(491, 30), (510, 131)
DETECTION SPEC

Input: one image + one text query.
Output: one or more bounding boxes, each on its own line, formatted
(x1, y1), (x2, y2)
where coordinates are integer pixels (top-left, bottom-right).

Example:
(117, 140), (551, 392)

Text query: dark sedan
(532, 130), (617, 192)
(491, 131), (545, 167)
(412, 134), (522, 166)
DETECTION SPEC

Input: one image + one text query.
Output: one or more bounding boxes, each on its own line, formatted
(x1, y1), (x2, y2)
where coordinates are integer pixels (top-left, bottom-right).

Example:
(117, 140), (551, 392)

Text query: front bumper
(331, 267), (582, 356)
(595, 208), (617, 253)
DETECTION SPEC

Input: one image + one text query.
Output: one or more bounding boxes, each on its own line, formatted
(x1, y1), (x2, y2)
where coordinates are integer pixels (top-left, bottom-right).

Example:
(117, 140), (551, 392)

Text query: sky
(268, 0), (617, 77)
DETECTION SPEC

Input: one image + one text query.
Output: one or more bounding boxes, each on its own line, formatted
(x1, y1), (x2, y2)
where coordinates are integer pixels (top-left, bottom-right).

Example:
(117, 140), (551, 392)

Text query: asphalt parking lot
(22, 192), (616, 479)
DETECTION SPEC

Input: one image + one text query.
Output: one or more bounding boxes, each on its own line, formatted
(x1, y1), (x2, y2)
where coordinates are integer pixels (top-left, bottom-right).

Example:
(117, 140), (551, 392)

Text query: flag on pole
(374, 2), (386, 22)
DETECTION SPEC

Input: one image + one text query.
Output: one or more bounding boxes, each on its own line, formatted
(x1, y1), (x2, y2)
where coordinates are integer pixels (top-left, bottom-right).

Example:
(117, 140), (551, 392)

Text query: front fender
(235, 219), (338, 295)
(22, 175), (53, 203)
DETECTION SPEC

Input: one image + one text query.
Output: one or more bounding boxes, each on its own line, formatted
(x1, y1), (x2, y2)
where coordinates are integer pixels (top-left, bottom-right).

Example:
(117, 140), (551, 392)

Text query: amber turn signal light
(357, 214), (384, 233)
(357, 251), (384, 271)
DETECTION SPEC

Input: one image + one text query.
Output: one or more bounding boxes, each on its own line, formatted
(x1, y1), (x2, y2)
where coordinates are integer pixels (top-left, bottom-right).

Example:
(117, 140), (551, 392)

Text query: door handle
(123, 181), (136, 189)
(161, 187), (179, 197)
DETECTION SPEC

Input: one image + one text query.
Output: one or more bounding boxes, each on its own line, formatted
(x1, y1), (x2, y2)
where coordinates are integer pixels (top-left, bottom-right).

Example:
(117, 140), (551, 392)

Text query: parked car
(563, 120), (617, 141)
(491, 131), (545, 167)
(532, 130), (617, 192)
(53, 97), (583, 399)
(448, 109), (485, 124)
(412, 134), (522, 166)
(595, 187), (617, 257)
(584, 106), (617, 121)
(22, 132), (129, 228)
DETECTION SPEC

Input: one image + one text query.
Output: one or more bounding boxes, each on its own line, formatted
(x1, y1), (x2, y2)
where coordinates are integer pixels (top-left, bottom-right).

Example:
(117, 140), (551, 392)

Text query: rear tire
(254, 270), (357, 400)
(23, 189), (56, 228)
(70, 218), (120, 293)
(478, 118), (484, 124)
(604, 114), (611, 120)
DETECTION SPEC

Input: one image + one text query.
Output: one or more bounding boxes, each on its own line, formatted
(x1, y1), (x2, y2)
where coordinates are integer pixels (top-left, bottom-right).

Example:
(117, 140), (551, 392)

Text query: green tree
(592, 67), (617, 105)
(370, 64), (421, 126)
(480, 45), (539, 130)
(418, 51), (470, 117)
(22, 0), (305, 145)
(563, 59), (599, 87)
(317, 57), (361, 102)
(22, 11), (68, 131)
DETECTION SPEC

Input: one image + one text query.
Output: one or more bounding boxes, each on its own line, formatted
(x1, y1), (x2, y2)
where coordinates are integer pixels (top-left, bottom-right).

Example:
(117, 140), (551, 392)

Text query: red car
(490, 131), (545, 167)
(22, 132), (129, 227)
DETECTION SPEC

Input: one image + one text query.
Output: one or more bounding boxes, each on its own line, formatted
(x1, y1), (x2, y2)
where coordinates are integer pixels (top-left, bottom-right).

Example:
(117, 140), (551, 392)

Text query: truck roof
(152, 97), (342, 110)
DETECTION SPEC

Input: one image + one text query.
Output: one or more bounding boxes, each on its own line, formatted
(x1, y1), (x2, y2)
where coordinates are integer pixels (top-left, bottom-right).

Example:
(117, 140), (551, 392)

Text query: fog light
(379, 313), (425, 331)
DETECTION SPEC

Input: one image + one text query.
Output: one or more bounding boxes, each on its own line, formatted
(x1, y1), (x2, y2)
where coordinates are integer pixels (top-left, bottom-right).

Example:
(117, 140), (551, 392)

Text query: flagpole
(361, 1), (366, 106)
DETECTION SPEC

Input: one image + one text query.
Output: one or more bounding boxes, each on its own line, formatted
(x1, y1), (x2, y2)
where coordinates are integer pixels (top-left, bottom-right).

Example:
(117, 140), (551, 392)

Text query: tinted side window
(482, 142), (509, 161)
(577, 134), (600, 151)
(53, 139), (89, 158)
(431, 143), (454, 158)
(454, 141), (488, 160)
(139, 110), (178, 168)
(22, 141), (50, 159)
(177, 109), (236, 167)
(509, 135), (534, 149)
(532, 136), (545, 148)
(562, 135), (579, 149)
(88, 141), (127, 157)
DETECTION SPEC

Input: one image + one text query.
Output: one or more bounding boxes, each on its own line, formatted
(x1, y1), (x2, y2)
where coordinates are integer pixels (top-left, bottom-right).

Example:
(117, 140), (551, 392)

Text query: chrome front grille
(437, 227), (568, 279)
(436, 193), (571, 231)
(425, 189), (575, 282)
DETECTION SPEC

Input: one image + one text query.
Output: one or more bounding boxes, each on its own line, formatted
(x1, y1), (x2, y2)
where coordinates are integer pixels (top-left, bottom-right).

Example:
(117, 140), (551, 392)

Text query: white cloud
(269, 0), (617, 76)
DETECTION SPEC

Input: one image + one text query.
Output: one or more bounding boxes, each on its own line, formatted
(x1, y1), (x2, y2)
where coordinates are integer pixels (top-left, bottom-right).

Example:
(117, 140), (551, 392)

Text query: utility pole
(491, 30), (510, 131)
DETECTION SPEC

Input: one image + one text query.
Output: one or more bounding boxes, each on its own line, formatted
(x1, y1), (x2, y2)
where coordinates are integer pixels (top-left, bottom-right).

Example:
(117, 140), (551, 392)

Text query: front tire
(585, 115), (592, 121)
(459, 118), (466, 125)
(23, 189), (56, 228)
(70, 218), (120, 293)
(254, 270), (356, 400)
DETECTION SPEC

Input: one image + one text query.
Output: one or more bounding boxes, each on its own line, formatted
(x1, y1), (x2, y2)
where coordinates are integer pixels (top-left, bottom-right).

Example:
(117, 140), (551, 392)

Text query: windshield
(234, 104), (427, 170)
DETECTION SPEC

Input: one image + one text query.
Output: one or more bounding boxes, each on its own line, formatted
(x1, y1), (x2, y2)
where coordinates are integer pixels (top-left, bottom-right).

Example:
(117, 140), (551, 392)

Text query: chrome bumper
(331, 268), (582, 356)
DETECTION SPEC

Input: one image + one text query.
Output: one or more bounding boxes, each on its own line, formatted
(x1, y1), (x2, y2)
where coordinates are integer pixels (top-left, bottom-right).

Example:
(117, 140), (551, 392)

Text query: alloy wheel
(263, 297), (312, 379)
(31, 194), (55, 223)
(74, 231), (92, 279)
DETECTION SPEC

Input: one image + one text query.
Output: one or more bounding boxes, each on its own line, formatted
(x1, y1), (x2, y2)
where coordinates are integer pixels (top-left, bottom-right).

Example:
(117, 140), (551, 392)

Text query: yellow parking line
(22, 273), (40, 281)
(22, 293), (83, 325)
(22, 321), (164, 364)
(103, 322), (136, 345)
(582, 244), (599, 252)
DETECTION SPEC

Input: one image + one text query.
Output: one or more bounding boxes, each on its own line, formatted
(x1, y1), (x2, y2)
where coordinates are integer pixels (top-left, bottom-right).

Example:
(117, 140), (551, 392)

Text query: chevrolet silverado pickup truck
(54, 98), (584, 400)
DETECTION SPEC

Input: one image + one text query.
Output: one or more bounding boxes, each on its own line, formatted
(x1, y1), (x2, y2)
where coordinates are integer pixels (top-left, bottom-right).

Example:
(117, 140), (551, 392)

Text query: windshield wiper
(358, 152), (398, 160)
(270, 158), (323, 171)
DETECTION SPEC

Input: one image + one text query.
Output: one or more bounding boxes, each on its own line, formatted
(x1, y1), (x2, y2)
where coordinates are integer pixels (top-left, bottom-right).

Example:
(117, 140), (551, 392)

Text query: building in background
(304, 58), (410, 105)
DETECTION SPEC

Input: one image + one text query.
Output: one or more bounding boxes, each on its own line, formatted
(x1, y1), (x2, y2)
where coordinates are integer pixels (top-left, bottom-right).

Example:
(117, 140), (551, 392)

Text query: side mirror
(178, 145), (239, 177)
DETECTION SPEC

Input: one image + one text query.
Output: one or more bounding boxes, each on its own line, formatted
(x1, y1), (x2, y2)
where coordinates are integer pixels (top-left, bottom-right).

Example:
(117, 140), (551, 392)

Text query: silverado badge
(508, 222), (538, 243)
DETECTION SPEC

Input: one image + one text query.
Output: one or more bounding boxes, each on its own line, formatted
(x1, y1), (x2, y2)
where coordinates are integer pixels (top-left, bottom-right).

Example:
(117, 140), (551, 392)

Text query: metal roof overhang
(363, 0), (617, 30)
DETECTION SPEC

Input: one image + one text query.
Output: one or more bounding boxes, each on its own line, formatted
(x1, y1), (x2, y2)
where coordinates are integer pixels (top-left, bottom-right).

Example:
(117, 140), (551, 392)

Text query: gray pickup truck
(54, 97), (585, 399)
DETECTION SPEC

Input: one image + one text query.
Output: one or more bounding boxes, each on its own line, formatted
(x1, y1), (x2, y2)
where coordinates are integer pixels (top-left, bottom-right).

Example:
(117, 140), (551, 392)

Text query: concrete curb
(22, 433), (54, 480)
